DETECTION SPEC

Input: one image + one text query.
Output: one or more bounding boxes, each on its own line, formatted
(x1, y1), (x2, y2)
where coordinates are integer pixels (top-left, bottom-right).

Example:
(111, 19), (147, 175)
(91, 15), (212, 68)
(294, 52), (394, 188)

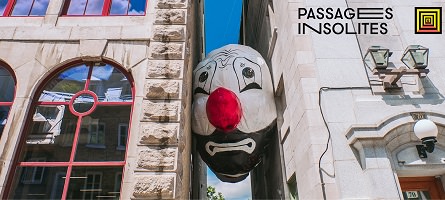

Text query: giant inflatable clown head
(192, 44), (277, 183)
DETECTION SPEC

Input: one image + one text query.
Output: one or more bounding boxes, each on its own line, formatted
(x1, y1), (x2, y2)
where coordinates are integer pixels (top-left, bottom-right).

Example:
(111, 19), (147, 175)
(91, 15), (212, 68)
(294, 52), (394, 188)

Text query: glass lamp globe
(413, 119), (438, 140)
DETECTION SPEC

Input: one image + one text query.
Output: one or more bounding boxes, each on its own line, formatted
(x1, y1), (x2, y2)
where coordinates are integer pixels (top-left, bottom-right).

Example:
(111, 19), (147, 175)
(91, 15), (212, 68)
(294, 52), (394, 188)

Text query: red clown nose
(206, 87), (242, 133)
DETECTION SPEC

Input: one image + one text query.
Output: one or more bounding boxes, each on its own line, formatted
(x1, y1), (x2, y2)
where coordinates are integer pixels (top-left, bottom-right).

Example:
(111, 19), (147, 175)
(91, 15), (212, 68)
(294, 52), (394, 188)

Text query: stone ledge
(133, 175), (175, 199)
(137, 147), (177, 171)
(139, 123), (179, 145)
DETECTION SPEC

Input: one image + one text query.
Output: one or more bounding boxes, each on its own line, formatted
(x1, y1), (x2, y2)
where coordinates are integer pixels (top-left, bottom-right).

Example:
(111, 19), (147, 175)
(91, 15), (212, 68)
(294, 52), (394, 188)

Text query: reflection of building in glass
(10, 63), (133, 199)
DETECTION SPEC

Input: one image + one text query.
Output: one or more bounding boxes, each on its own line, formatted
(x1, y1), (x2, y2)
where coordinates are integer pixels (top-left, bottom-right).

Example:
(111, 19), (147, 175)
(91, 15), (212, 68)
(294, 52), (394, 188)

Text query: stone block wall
(0, 0), (198, 199)
(133, 0), (191, 199)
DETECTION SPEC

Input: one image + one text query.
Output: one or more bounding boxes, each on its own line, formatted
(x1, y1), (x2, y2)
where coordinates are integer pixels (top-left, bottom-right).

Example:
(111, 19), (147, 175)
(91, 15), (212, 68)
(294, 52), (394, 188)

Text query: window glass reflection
(10, 167), (67, 200)
(72, 93), (95, 114)
(128, 0), (145, 15)
(85, 0), (104, 15)
(0, 106), (10, 133)
(88, 65), (132, 102)
(0, 67), (15, 102)
(110, 0), (129, 15)
(29, 0), (50, 16)
(117, 123), (128, 150)
(19, 105), (76, 162)
(39, 65), (88, 102)
(10, 0), (32, 16)
(67, 0), (87, 15)
(0, 0), (7, 16)
(75, 106), (130, 162)
(64, 0), (145, 16)
(66, 166), (123, 199)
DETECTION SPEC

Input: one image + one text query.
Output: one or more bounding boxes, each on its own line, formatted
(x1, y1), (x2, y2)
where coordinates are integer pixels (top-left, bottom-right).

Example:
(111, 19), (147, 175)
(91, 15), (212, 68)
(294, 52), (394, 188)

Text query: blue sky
(204, 0), (250, 199)
(205, 0), (243, 55)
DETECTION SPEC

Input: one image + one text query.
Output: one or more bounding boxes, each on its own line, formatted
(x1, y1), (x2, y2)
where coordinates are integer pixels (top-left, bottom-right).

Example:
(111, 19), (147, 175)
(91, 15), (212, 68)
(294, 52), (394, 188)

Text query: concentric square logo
(415, 7), (442, 34)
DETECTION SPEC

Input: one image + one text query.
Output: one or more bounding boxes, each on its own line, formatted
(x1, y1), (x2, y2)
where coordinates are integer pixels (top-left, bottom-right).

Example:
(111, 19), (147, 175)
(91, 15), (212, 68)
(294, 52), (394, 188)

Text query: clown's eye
(199, 71), (208, 82)
(242, 67), (254, 78)
(193, 61), (217, 95)
(233, 57), (262, 93)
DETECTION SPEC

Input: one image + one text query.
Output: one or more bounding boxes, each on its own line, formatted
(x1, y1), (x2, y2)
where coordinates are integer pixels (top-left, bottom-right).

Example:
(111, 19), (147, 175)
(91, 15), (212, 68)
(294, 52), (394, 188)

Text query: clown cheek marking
(206, 87), (242, 132)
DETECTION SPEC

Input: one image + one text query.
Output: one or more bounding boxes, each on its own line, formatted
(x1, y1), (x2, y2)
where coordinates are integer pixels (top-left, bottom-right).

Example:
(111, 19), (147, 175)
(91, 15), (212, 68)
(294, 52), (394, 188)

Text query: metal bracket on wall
(372, 67), (429, 90)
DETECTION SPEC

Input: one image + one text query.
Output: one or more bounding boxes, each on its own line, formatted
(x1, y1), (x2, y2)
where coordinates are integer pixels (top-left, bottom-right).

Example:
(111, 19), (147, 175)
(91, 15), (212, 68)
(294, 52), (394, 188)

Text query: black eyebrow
(194, 87), (210, 95)
(240, 82), (262, 93)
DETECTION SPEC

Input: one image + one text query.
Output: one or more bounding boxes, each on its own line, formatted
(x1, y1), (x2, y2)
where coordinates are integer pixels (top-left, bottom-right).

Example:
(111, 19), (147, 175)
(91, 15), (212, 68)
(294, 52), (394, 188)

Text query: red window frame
(61, 0), (147, 16)
(0, 60), (16, 135)
(4, 60), (135, 200)
(1, 0), (49, 16)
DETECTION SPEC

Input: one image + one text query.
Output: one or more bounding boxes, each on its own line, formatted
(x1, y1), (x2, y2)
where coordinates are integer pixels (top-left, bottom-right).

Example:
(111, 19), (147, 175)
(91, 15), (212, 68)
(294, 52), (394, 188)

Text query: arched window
(0, 62), (15, 135)
(7, 62), (133, 199)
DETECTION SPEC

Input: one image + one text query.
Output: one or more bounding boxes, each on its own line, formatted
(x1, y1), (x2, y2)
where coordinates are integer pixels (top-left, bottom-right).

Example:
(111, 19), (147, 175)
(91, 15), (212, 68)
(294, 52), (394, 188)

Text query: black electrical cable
(318, 87), (371, 200)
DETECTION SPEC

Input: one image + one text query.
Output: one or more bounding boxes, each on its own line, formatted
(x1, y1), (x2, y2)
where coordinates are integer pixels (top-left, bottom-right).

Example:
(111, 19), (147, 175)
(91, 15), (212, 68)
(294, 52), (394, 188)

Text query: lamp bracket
(416, 145), (428, 158)
(372, 67), (430, 90)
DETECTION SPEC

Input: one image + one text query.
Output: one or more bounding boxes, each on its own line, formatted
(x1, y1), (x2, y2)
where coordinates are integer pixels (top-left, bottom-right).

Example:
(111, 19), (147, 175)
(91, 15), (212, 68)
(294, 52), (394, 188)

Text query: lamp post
(413, 119), (438, 158)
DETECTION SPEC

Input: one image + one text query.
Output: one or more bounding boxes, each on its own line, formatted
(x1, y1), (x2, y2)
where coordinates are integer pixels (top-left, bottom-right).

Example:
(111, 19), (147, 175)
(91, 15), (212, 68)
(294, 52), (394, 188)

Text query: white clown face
(192, 44), (277, 183)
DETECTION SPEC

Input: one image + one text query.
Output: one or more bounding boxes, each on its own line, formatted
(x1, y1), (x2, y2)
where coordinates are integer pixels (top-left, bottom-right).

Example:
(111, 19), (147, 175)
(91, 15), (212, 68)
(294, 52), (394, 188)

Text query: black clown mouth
(205, 138), (256, 156)
(194, 120), (276, 182)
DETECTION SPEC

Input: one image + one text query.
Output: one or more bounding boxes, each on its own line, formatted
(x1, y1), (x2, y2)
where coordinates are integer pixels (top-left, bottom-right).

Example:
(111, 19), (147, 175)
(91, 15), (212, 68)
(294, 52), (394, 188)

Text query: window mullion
(69, 116), (83, 162)
(84, 65), (93, 90)
(27, 0), (36, 16)
(83, 0), (89, 15)
(126, 0), (130, 15)
(3, 0), (15, 16)
(61, 0), (71, 15)
(60, 114), (83, 199)
(60, 165), (72, 200)
(103, 0), (112, 16)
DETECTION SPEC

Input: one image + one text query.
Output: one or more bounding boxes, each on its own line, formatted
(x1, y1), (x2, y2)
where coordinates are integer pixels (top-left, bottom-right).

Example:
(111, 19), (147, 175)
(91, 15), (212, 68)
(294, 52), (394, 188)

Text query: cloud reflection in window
(110, 0), (145, 15)
(10, 0), (49, 16)
(85, 0), (104, 15)
(0, 0), (7, 15)
(30, 0), (50, 16)
(66, 0), (86, 15)
(67, 0), (104, 15)
(66, 0), (145, 16)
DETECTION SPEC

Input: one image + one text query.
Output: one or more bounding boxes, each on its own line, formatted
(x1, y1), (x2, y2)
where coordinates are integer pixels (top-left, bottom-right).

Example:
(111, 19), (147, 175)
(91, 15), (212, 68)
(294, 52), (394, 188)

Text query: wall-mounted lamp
(413, 119), (438, 158)
(365, 45), (430, 90)
(401, 45), (429, 69)
(364, 46), (391, 69)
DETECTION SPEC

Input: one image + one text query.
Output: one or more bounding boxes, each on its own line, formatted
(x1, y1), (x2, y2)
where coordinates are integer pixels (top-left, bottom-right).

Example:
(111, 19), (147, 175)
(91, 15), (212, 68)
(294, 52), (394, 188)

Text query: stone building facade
(0, 0), (202, 199)
(2, 0), (445, 199)
(244, 0), (445, 199)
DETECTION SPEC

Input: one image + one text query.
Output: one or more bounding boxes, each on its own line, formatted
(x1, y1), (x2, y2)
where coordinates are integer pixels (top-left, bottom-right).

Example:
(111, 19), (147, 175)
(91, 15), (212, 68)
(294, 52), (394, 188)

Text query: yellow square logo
(415, 7), (442, 34)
